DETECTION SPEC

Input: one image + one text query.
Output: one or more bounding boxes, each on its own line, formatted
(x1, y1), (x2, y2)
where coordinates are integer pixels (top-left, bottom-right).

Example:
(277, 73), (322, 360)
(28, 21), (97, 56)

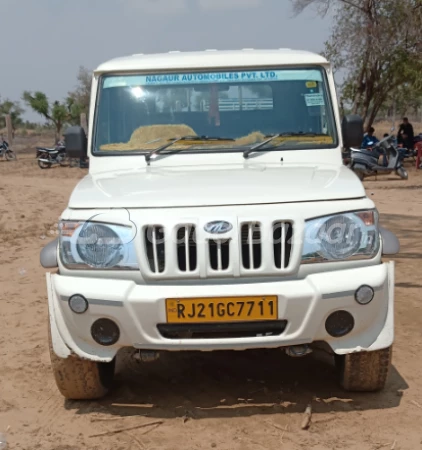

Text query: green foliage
(21, 66), (92, 135)
(0, 97), (24, 128)
(22, 91), (69, 139)
(66, 66), (92, 125)
(291, 0), (422, 126)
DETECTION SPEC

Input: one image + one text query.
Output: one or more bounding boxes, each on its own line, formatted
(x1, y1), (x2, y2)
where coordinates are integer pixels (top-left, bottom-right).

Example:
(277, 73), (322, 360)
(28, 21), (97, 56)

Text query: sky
(0, 0), (333, 122)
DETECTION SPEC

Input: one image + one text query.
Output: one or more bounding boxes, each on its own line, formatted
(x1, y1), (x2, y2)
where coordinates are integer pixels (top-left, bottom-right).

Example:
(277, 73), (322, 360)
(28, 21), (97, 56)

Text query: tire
(38, 153), (52, 169)
(396, 167), (408, 180)
(336, 346), (392, 392)
(58, 154), (70, 167)
(48, 324), (115, 400)
(5, 150), (16, 161)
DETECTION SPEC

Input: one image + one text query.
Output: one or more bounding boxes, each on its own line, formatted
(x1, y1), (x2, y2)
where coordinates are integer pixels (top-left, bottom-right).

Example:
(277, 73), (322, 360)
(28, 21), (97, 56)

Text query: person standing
(397, 117), (414, 150)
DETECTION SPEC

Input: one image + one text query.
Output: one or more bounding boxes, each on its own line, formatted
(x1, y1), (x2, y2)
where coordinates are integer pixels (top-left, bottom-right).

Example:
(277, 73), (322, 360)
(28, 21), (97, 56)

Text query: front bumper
(47, 262), (394, 362)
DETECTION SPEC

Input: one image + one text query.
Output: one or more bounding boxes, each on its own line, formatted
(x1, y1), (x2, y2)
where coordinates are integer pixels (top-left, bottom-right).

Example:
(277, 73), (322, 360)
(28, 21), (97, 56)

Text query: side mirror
(342, 114), (364, 148)
(64, 126), (87, 159)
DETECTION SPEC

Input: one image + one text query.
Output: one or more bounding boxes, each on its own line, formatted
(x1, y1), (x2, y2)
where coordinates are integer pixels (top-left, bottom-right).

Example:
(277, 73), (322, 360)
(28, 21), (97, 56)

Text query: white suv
(41, 49), (399, 400)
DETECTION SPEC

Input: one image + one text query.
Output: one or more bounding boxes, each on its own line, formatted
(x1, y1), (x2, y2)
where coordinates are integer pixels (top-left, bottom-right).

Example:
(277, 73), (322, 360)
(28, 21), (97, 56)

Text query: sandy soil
(1, 151), (422, 450)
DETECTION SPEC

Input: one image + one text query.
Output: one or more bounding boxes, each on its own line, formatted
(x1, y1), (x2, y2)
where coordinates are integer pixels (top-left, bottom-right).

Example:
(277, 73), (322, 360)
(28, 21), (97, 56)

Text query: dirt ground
(1, 149), (422, 450)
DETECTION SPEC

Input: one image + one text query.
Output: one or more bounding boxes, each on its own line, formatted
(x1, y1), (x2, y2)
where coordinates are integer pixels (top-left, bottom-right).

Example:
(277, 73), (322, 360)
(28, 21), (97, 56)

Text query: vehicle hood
(68, 163), (365, 209)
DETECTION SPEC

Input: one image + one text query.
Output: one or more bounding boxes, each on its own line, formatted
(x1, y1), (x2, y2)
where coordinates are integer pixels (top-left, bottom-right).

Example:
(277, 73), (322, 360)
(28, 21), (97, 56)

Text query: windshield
(93, 66), (337, 155)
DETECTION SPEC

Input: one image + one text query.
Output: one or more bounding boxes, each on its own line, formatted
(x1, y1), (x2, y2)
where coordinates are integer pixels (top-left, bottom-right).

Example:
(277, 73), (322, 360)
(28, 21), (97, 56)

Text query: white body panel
(68, 163), (365, 209)
(47, 49), (395, 362)
(48, 262), (394, 361)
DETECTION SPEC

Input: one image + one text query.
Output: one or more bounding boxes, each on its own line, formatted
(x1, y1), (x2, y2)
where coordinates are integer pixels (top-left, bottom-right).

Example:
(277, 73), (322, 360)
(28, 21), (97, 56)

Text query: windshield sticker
(306, 81), (317, 88)
(304, 93), (325, 107)
(103, 70), (323, 89)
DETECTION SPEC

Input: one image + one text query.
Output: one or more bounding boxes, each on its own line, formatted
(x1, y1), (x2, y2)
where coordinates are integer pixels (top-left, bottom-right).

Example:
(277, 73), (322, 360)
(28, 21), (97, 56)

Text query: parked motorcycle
(348, 133), (408, 180)
(0, 139), (16, 161)
(36, 141), (69, 169)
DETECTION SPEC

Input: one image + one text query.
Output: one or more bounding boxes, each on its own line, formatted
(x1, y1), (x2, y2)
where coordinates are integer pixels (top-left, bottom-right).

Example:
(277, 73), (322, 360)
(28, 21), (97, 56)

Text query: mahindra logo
(204, 220), (233, 234)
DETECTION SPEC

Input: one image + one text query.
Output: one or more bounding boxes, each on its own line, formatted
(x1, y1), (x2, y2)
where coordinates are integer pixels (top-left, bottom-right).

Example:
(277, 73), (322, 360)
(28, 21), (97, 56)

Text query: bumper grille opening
(209, 239), (230, 271)
(157, 320), (288, 339)
(177, 225), (197, 272)
(145, 226), (165, 273)
(241, 223), (262, 269)
(273, 222), (293, 269)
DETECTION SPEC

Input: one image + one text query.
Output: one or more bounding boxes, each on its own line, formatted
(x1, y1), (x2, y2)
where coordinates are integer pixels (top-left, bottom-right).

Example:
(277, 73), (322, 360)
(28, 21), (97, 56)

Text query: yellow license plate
(165, 296), (278, 323)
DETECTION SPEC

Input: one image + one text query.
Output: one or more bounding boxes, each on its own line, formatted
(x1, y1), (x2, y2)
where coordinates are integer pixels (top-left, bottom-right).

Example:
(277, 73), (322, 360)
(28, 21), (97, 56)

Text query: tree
(66, 66), (92, 124)
(22, 91), (68, 140)
(292, 0), (422, 127)
(0, 97), (24, 129)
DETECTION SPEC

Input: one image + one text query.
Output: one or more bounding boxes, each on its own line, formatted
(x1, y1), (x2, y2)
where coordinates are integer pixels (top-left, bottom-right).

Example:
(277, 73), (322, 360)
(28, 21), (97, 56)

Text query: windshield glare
(94, 67), (337, 154)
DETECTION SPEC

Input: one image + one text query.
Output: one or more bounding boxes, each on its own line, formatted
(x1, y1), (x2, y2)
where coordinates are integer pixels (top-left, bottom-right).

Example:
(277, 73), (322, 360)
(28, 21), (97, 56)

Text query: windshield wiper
(243, 134), (282, 159)
(243, 132), (328, 159)
(145, 135), (234, 165)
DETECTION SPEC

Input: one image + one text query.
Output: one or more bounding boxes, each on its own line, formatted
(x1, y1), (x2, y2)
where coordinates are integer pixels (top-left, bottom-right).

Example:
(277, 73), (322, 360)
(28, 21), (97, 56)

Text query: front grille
(144, 226), (165, 273)
(209, 239), (230, 271)
(176, 225), (197, 272)
(273, 222), (293, 269)
(157, 320), (288, 339)
(241, 222), (262, 269)
(142, 219), (294, 277)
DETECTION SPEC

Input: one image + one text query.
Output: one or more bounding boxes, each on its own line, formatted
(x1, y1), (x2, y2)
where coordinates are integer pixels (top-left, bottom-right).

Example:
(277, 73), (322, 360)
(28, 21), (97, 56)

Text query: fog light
(68, 294), (88, 314)
(355, 285), (374, 305)
(91, 318), (120, 346)
(325, 310), (354, 338)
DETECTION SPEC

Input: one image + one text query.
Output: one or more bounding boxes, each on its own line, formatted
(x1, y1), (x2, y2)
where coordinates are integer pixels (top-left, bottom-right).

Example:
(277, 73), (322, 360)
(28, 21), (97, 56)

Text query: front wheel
(48, 326), (115, 400)
(5, 150), (16, 161)
(396, 167), (408, 180)
(336, 346), (392, 392)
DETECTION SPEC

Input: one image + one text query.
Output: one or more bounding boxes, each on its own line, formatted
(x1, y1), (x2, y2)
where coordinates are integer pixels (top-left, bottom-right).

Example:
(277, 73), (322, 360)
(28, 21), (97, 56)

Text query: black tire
(336, 346), (392, 392)
(48, 324), (115, 400)
(396, 167), (408, 180)
(58, 154), (70, 167)
(38, 153), (52, 169)
(5, 150), (16, 161)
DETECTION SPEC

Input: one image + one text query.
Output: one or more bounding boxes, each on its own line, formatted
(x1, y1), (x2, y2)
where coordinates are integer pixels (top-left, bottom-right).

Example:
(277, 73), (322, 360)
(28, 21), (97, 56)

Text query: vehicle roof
(95, 49), (329, 74)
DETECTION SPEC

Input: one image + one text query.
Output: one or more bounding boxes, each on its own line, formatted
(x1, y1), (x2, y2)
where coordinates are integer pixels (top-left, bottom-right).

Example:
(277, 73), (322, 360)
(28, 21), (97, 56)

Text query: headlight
(301, 210), (380, 263)
(59, 220), (139, 270)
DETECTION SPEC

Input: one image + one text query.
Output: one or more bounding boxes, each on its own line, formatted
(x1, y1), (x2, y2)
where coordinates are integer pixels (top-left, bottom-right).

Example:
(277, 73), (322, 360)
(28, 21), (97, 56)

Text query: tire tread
(48, 327), (114, 400)
(339, 346), (392, 392)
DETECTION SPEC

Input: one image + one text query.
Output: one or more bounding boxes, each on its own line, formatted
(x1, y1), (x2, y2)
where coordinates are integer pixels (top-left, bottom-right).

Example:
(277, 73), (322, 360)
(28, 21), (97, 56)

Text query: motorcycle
(36, 141), (70, 169)
(0, 139), (16, 161)
(348, 133), (408, 181)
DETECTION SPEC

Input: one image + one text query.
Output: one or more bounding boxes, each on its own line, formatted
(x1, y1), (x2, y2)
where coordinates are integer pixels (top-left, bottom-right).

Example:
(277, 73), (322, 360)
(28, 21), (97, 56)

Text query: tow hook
(285, 345), (312, 358)
(133, 350), (160, 362)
